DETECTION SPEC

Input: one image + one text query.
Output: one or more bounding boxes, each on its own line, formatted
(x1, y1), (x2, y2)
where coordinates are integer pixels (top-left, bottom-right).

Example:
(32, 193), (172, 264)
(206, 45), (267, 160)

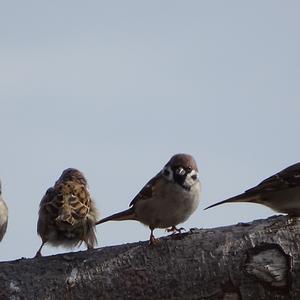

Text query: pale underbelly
(135, 195), (199, 228)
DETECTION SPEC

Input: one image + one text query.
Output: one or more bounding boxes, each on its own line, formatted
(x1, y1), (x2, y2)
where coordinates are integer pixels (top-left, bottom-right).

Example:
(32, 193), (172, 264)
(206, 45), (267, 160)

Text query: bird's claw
(166, 226), (186, 234)
(149, 235), (158, 246)
(34, 251), (42, 258)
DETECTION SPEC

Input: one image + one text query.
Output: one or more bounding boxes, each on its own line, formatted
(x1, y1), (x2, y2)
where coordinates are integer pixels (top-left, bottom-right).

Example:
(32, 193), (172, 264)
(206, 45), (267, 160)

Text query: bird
(35, 168), (98, 257)
(0, 179), (8, 242)
(205, 162), (300, 216)
(96, 153), (201, 244)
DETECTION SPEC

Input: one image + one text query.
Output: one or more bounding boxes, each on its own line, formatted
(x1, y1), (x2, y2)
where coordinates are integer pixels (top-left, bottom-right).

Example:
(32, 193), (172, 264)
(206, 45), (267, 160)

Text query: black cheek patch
(173, 173), (187, 186)
(191, 174), (198, 180)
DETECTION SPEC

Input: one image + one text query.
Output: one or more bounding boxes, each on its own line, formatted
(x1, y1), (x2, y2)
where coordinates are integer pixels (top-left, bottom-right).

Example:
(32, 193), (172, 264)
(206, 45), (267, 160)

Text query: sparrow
(35, 168), (98, 257)
(0, 179), (8, 242)
(96, 153), (201, 244)
(205, 162), (300, 216)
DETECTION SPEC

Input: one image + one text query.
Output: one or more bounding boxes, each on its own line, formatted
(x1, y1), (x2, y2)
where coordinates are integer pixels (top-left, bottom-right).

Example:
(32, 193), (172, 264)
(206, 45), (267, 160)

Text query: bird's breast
(263, 186), (300, 215)
(135, 181), (201, 228)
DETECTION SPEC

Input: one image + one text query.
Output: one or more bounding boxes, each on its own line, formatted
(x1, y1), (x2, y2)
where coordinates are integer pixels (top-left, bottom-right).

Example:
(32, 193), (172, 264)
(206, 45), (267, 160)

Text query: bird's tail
(95, 208), (136, 225)
(204, 193), (260, 210)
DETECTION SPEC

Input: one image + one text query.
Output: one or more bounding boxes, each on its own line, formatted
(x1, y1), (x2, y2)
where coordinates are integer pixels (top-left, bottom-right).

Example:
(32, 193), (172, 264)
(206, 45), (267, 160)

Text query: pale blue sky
(0, 1), (299, 260)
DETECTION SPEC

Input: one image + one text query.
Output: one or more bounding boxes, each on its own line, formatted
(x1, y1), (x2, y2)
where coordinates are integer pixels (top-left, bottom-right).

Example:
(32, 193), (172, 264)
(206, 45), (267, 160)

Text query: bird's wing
(37, 187), (56, 237)
(0, 220), (7, 241)
(55, 181), (92, 224)
(96, 172), (163, 225)
(129, 172), (162, 207)
(204, 162), (300, 210)
(39, 182), (92, 225)
(245, 162), (300, 194)
(39, 187), (57, 215)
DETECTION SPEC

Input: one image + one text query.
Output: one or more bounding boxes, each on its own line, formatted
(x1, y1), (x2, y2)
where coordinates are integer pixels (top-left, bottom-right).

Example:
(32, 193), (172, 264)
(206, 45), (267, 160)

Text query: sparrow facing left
(204, 162), (300, 216)
(35, 168), (98, 257)
(0, 179), (8, 242)
(96, 153), (201, 244)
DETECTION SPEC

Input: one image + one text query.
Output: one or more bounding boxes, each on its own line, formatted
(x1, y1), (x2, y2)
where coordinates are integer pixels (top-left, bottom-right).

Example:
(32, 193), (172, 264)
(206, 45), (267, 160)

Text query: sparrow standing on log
(205, 163), (300, 216)
(96, 154), (201, 244)
(0, 179), (8, 242)
(35, 168), (98, 257)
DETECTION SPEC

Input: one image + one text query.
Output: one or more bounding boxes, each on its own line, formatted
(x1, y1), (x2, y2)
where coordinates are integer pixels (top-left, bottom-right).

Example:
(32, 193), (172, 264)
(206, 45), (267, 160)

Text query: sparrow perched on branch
(35, 168), (98, 257)
(0, 179), (8, 242)
(205, 162), (300, 216)
(96, 154), (201, 244)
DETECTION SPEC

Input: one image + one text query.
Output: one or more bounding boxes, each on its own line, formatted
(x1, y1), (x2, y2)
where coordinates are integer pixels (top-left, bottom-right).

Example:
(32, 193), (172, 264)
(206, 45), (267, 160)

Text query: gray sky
(1, 1), (299, 261)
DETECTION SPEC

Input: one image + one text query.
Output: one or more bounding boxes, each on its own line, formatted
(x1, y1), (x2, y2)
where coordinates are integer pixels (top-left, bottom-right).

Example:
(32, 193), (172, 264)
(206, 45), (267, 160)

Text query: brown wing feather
(37, 187), (56, 240)
(205, 162), (300, 211)
(245, 162), (300, 194)
(56, 181), (91, 223)
(0, 221), (7, 242)
(38, 179), (98, 248)
(129, 172), (161, 207)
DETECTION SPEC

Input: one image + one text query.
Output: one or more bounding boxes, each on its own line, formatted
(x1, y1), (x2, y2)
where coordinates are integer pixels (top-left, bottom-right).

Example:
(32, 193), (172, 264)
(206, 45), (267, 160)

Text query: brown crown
(57, 168), (88, 185)
(166, 153), (198, 171)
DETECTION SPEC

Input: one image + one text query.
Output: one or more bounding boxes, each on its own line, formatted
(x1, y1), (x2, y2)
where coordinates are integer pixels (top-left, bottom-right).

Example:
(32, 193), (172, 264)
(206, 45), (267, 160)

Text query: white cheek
(185, 170), (199, 186)
(162, 166), (174, 181)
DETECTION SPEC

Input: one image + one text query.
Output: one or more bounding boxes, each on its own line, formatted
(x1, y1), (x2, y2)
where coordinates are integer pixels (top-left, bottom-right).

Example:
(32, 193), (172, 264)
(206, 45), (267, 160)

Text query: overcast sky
(0, 1), (299, 261)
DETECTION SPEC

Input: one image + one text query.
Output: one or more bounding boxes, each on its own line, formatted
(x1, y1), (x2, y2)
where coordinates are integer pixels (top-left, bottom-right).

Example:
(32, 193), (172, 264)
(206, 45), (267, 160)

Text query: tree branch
(0, 215), (299, 300)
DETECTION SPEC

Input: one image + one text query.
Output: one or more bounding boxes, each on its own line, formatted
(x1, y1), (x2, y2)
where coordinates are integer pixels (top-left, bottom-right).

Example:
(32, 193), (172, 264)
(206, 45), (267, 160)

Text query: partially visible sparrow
(0, 179), (8, 242)
(205, 162), (300, 216)
(96, 154), (201, 244)
(36, 168), (98, 257)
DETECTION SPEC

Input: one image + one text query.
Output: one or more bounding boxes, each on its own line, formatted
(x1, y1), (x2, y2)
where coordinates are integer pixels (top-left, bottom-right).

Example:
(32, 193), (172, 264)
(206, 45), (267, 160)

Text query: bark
(0, 215), (300, 300)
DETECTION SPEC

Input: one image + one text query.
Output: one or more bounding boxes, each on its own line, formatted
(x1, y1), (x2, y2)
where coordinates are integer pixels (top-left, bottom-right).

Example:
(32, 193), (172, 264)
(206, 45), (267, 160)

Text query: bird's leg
(84, 238), (94, 251)
(35, 241), (46, 258)
(86, 242), (94, 251)
(149, 227), (157, 245)
(166, 226), (186, 235)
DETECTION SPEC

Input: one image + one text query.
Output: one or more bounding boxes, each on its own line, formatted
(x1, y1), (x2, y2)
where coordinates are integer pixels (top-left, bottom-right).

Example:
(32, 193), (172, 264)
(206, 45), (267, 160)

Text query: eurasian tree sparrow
(0, 179), (8, 242)
(35, 168), (98, 257)
(205, 162), (300, 216)
(96, 154), (201, 244)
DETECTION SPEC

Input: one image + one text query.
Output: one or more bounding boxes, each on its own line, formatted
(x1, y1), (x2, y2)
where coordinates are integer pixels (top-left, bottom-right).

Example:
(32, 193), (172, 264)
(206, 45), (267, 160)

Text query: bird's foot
(34, 251), (42, 258)
(284, 216), (300, 228)
(86, 244), (94, 251)
(149, 233), (158, 246)
(166, 226), (186, 235)
(269, 215), (300, 231)
(34, 242), (45, 258)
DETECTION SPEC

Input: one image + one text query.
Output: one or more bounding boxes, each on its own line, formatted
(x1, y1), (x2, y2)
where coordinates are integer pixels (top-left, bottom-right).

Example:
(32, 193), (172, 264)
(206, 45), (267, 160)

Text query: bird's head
(162, 153), (199, 190)
(58, 168), (88, 186)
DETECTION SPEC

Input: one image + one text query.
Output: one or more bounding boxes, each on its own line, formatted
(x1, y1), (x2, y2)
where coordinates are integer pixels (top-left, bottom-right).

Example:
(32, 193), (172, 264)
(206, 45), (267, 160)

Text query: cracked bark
(0, 215), (299, 300)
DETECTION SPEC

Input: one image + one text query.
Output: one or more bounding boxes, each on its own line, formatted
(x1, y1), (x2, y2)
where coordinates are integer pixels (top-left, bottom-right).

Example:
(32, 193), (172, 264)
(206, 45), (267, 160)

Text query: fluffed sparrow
(35, 168), (98, 257)
(96, 154), (201, 244)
